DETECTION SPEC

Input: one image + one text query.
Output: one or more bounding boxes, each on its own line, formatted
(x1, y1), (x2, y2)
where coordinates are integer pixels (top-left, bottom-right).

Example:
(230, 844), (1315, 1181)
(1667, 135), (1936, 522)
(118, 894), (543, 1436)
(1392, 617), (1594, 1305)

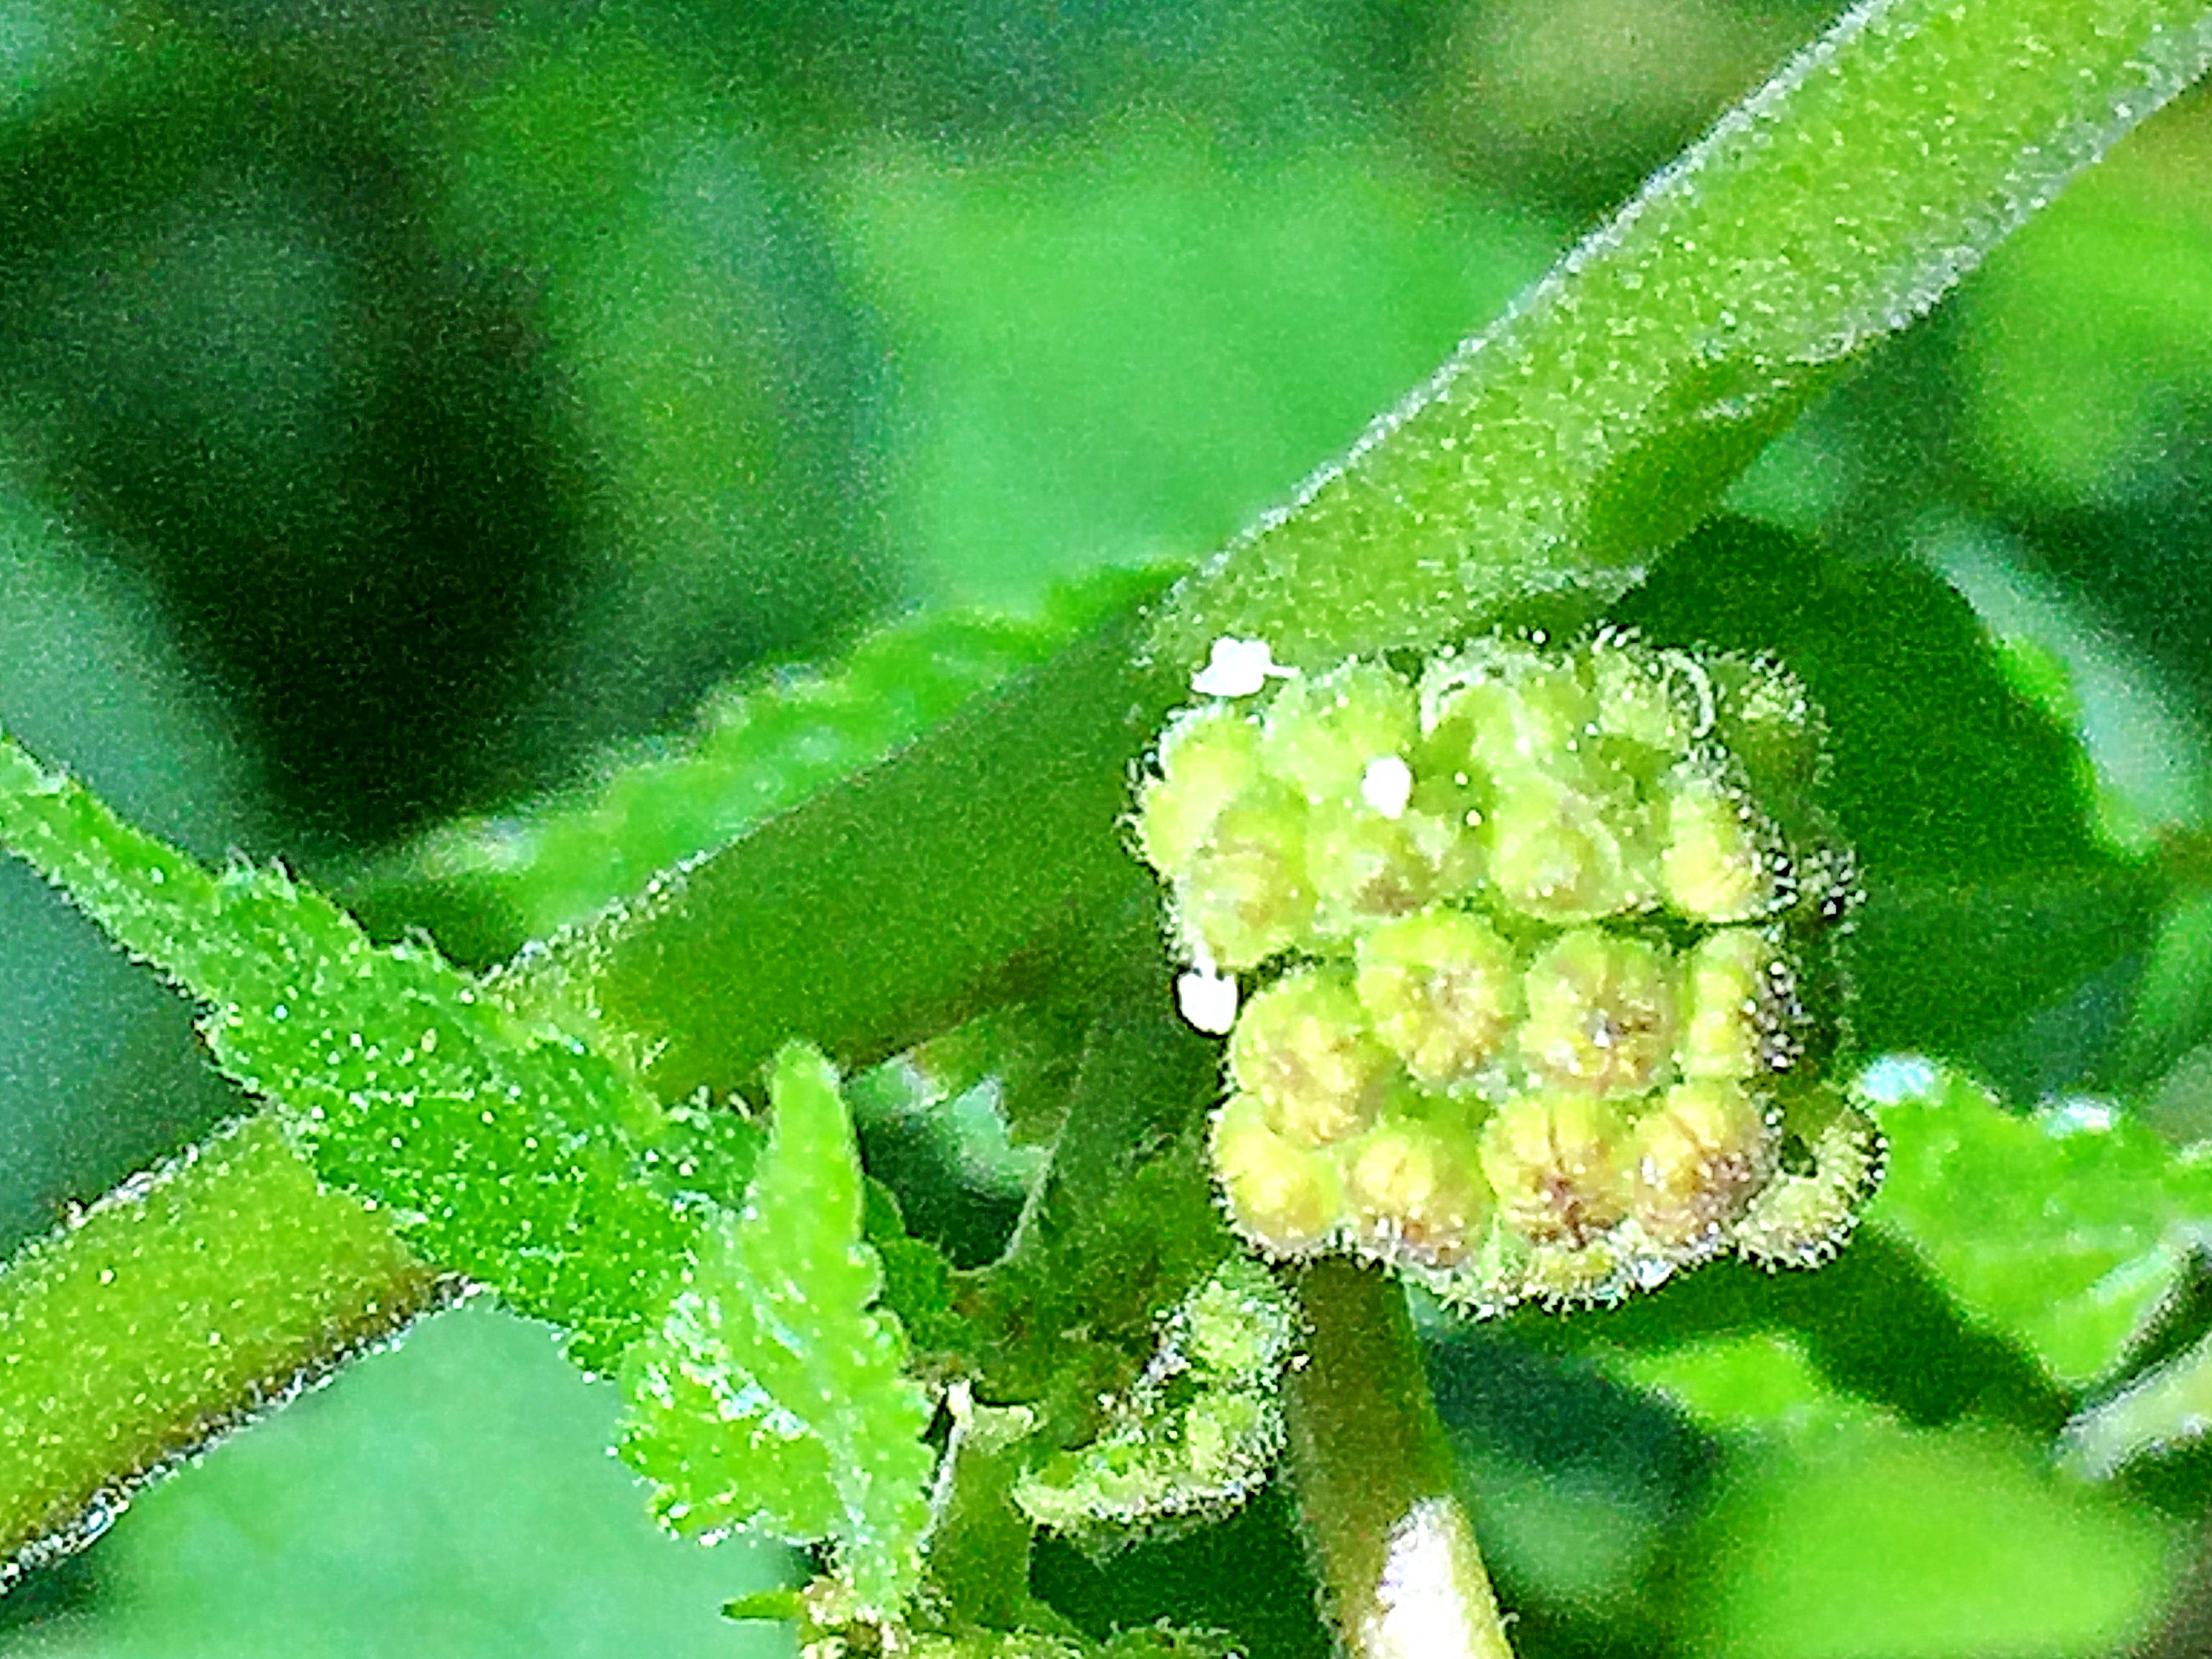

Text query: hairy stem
(0, 1115), (442, 1585)
(1284, 1259), (1514, 1659)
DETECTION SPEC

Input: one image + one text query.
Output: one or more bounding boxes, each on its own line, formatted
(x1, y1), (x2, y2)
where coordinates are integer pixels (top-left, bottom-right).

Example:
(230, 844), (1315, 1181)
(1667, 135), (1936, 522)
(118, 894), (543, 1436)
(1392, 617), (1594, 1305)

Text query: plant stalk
(1284, 1259), (1514, 1659)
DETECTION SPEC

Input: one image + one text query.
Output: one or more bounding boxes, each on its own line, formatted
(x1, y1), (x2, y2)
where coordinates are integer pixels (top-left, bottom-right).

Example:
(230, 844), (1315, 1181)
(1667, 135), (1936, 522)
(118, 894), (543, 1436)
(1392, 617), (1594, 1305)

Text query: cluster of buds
(1135, 633), (1879, 1310)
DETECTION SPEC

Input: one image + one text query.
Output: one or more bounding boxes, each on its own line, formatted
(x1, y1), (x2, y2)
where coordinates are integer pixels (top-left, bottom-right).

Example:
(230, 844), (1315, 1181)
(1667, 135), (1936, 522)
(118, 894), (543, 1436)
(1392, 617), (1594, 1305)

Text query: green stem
(1284, 1259), (1514, 1659)
(0, 1115), (441, 1584)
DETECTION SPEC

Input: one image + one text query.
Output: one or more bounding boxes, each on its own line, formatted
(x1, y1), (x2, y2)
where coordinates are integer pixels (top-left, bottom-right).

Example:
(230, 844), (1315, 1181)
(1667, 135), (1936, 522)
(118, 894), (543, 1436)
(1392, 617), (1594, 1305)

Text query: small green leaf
(0, 731), (693, 1370)
(617, 1045), (935, 1617)
(1866, 1062), (2212, 1388)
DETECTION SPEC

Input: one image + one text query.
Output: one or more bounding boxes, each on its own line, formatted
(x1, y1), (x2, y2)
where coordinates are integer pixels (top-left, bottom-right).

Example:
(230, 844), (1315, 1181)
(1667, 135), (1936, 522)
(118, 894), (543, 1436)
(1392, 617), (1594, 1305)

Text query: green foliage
(354, 570), (1159, 964)
(23, 1304), (796, 1659)
(1673, 1422), (2174, 1658)
(1154, 0), (2212, 668)
(617, 1045), (935, 1616)
(0, 730), (693, 1371)
(1866, 1063), (2212, 1388)
(6, 2), (2212, 1656)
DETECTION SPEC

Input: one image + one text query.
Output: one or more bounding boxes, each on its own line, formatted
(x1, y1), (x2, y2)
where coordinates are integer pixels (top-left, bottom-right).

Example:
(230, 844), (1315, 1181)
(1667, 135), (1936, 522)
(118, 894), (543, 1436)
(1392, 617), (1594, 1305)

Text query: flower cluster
(1135, 634), (1880, 1309)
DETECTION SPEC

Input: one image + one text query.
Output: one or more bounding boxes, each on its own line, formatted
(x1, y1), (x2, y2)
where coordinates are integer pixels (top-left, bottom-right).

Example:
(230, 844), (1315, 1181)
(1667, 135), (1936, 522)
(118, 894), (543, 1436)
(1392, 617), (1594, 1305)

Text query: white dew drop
(1177, 966), (1240, 1035)
(1360, 755), (1414, 820)
(1192, 637), (1293, 698)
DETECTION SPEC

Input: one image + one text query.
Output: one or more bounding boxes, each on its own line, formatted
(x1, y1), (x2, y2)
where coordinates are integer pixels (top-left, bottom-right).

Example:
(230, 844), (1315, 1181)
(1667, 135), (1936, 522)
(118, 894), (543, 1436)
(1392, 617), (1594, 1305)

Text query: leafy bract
(617, 1045), (935, 1616)
(1866, 1062), (2212, 1388)
(354, 573), (1161, 966)
(0, 731), (692, 1370)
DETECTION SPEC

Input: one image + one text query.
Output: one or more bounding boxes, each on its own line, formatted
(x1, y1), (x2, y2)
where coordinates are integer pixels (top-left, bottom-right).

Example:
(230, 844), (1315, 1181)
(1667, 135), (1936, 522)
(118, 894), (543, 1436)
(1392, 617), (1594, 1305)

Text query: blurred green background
(7, 0), (2212, 1654)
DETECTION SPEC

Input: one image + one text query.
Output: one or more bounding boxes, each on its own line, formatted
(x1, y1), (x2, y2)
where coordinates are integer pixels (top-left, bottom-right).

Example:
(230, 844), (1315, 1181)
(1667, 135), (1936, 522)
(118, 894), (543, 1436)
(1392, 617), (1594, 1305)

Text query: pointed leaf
(618, 1045), (935, 1616)
(0, 732), (692, 1369)
(1866, 1061), (2212, 1387)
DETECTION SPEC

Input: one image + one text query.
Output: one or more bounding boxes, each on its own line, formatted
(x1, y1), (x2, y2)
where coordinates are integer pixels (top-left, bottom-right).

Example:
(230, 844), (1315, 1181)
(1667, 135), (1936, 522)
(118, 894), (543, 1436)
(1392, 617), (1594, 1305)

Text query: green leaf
(0, 731), (693, 1370)
(1961, 92), (2212, 506)
(0, 1115), (437, 1584)
(1865, 1062), (2212, 1388)
(1671, 1422), (2172, 1658)
(352, 573), (1158, 966)
(1155, 0), (2212, 667)
(837, 130), (1557, 609)
(617, 1044), (935, 1617)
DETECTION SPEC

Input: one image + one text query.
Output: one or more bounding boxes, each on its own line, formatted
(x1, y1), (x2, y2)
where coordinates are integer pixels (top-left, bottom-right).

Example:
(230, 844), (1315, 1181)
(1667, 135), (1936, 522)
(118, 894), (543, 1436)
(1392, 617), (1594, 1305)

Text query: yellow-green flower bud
(1735, 1091), (1883, 1267)
(1485, 766), (1661, 922)
(1211, 1091), (1346, 1254)
(1228, 968), (1396, 1147)
(1260, 659), (1416, 804)
(1305, 798), (1438, 938)
(1711, 655), (1824, 799)
(1354, 909), (1521, 1088)
(1589, 635), (1698, 757)
(1174, 786), (1314, 970)
(1520, 1237), (1626, 1305)
(1679, 928), (1792, 1081)
(1519, 929), (1676, 1096)
(1480, 1093), (1629, 1247)
(1424, 648), (1598, 776)
(1662, 769), (1783, 922)
(1628, 1081), (1773, 1248)
(1344, 1117), (1490, 1267)
(1136, 704), (1265, 875)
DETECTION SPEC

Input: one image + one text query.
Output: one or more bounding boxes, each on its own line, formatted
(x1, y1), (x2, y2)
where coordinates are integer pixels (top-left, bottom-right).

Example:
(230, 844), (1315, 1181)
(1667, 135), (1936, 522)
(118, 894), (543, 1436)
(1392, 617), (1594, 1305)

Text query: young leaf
(617, 1044), (935, 1617)
(1864, 1061), (2212, 1388)
(0, 731), (694, 1371)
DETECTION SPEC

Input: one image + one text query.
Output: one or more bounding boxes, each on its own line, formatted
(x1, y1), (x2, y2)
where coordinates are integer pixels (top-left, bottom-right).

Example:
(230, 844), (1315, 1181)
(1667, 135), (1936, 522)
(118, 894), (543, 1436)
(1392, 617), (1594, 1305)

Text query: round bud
(1735, 1092), (1883, 1267)
(1519, 929), (1677, 1096)
(1628, 1081), (1773, 1248)
(1426, 650), (1599, 775)
(1306, 799), (1438, 938)
(1711, 656), (1823, 799)
(1211, 1091), (1346, 1254)
(1260, 659), (1416, 804)
(1679, 928), (1792, 1081)
(1228, 969), (1396, 1147)
(1589, 638), (1697, 757)
(1485, 766), (1661, 922)
(1174, 787), (1315, 971)
(1344, 1116), (1491, 1267)
(1136, 705), (1264, 875)
(1479, 1093), (1629, 1247)
(1354, 910), (1521, 1087)
(1520, 1237), (1626, 1305)
(1662, 769), (1783, 923)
